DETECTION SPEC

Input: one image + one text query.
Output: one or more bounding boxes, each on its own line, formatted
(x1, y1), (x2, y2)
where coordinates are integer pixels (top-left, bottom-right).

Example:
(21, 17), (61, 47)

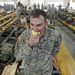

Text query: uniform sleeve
(14, 31), (32, 61)
(52, 30), (62, 57)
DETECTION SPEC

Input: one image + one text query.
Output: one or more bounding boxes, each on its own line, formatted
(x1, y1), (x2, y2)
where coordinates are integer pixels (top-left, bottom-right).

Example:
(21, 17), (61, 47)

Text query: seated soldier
(15, 13), (27, 37)
(18, 13), (27, 29)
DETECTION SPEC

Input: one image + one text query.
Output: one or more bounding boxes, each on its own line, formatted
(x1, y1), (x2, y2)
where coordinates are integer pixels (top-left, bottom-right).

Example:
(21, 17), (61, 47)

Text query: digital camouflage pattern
(14, 28), (61, 75)
(0, 44), (13, 62)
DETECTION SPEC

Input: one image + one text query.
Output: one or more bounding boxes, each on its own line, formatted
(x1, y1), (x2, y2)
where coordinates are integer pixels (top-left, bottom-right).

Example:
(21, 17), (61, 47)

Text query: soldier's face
(20, 15), (24, 19)
(30, 15), (47, 33)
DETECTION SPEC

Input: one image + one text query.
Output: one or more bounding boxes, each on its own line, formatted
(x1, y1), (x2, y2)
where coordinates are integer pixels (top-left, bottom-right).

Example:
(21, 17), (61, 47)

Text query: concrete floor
(54, 20), (75, 60)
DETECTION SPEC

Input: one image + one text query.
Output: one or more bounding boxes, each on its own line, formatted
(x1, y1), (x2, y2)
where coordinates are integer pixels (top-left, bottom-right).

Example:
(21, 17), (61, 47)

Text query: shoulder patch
(18, 35), (22, 42)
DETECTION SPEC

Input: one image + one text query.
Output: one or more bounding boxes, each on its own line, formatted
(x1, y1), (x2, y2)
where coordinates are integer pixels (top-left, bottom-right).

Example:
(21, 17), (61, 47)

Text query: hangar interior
(0, 0), (75, 75)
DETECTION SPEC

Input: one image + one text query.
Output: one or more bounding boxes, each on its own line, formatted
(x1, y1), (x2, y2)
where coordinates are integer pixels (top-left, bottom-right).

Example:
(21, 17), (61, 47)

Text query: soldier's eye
(36, 24), (42, 27)
(30, 23), (34, 26)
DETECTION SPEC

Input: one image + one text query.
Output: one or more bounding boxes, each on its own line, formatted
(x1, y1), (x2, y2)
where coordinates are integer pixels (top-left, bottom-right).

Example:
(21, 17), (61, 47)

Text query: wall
(19, 0), (30, 6)
(70, 0), (75, 9)
(0, 0), (13, 2)
(0, 0), (70, 7)
(30, 0), (70, 6)
(30, 0), (44, 6)
(63, 0), (70, 7)
(45, 0), (70, 6)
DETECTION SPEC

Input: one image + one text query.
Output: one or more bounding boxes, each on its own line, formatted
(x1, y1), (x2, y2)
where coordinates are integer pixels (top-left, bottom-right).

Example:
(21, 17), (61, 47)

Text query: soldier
(15, 13), (27, 37)
(41, 3), (44, 10)
(16, 2), (25, 21)
(49, 4), (57, 25)
(37, 3), (40, 9)
(18, 13), (27, 29)
(16, 2), (21, 21)
(33, 3), (36, 9)
(14, 9), (61, 75)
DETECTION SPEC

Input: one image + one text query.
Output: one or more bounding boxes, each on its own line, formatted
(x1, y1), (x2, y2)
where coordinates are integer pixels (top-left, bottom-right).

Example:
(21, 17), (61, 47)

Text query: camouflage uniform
(49, 5), (57, 24)
(14, 28), (61, 75)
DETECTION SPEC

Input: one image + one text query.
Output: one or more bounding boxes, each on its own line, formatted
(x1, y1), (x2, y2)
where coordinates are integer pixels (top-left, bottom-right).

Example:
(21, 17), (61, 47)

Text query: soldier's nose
(33, 26), (37, 31)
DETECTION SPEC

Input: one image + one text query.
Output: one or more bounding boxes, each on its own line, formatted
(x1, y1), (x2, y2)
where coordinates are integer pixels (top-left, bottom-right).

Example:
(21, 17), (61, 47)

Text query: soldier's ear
(45, 20), (48, 27)
(46, 19), (49, 24)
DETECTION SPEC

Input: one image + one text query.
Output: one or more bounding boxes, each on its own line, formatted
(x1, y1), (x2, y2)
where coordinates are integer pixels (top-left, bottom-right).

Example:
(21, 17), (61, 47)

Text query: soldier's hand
(28, 32), (40, 47)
